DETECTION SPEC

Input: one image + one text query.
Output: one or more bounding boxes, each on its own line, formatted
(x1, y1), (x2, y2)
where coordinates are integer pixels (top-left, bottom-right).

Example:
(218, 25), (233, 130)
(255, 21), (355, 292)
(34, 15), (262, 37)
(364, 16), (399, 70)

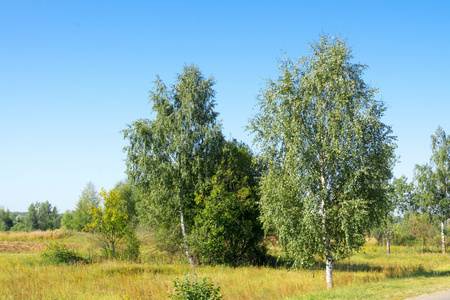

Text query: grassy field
(0, 230), (449, 299)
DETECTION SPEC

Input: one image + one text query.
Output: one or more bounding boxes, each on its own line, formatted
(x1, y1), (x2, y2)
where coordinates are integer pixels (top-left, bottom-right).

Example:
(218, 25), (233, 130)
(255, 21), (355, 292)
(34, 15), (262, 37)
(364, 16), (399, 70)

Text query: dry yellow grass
(0, 229), (70, 241)
(0, 232), (449, 299)
(0, 241), (48, 253)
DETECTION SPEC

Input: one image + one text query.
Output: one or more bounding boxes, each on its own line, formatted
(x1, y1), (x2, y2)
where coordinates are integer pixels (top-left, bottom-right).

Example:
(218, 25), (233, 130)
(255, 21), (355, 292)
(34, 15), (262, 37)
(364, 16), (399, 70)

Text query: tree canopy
(190, 140), (265, 265)
(24, 201), (60, 231)
(123, 65), (224, 265)
(414, 126), (450, 253)
(248, 34), (396, 288)
(85, 188), (137, 259)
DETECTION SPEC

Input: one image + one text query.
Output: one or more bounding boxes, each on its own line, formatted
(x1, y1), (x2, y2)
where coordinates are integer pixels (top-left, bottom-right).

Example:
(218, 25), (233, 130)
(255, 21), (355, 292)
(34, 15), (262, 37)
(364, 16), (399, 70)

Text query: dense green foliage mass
(23, 201), (61, 231)
(124, 65), (223, 265)
(0, 208), (15, 231)
(61, 182), (99, 231)
(85, 187), (139, 260)
(170, 274), (223, 300)
(249, 34), (396, 288)
(123, 65), (265, 265)
(191, 140), (265, 265)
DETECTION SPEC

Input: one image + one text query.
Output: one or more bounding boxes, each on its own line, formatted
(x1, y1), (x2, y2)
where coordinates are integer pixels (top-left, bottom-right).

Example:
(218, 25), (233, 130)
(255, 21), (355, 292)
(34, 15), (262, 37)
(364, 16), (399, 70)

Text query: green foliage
(373, 176), (415, 250)
(393, 214), (440, 247)
(123, 65), (224, 264)
(41, 242), (86, 264)
(248, 34), (396, 287)
(120, 231), (141, 261)
(67, 182), (99, 231)
(190, 140), (266, 265)
(0, 207), (15, 231)
(24, 201), (60, 231)
(114, 181), (138, 226)
(85, 188), (139, 260)
(10, 222), (26, 232)
(24, 203), (39, 231)
(415, 127), (450, 220)
(61, 210), (74, 229)
(391, 176), (416, 216)
(169, 274), (223, 300)
(38, 201), (60, 231)
(414, 126), (450, 253)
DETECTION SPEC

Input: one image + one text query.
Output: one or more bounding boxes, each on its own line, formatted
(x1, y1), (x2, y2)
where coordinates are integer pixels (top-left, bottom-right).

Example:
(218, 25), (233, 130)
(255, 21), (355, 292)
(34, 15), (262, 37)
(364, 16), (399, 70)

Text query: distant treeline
(0, 201), (60, 232)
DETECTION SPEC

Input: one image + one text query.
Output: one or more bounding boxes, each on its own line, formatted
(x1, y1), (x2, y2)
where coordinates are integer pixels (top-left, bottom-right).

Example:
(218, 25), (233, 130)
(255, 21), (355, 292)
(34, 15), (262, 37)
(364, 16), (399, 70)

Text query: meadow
(0, 230), (449, 299)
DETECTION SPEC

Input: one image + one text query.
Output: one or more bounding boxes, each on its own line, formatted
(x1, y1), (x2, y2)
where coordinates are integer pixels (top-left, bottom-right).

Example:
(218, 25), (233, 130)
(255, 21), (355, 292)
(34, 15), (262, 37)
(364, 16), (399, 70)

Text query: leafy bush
(393, 214), (439, 246)
(120, 231), (141, 262)
(190, 141), (266, 265)
(169, 274), (223, 300)
(10, 222), (26, 232)
(41, 242), (87, 264)
(85, 188), (139, 261)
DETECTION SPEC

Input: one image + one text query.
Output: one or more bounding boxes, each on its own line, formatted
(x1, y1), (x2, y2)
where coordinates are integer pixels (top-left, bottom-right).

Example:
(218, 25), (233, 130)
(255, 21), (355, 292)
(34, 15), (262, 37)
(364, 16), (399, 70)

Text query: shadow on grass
(262, 253), (450, 281)
(262, 254), (381, 272)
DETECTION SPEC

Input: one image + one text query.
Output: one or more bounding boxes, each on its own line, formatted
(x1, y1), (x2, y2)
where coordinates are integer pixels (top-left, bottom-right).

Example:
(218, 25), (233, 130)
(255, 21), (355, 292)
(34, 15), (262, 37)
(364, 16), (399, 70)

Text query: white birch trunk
(325, 252), (333, 289)
(441, 220), (446, 254)
(179, 200), (195, 266)
(386, 230), (390, 255)
(320, 175), (333, 288)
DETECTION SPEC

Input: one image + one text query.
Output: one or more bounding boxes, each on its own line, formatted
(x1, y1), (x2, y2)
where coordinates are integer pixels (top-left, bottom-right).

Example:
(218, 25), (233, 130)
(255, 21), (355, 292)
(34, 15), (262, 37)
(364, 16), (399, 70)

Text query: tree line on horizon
(1, 34), (449, 289)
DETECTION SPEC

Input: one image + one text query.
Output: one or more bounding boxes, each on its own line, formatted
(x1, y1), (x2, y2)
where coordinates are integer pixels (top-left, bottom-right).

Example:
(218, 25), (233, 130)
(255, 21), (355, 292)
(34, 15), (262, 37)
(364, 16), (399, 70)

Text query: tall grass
(0, 229), (71, 241)
(0, 234), (449, 299)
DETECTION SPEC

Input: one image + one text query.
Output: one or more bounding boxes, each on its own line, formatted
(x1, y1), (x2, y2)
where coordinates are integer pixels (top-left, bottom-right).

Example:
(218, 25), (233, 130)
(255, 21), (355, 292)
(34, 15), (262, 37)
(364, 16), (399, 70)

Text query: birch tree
(414, 126), (450, 254)
(123, 65), (223, 265)
(72, 182), (99, 231)
(384, 176), (414, 254)
(248, 35), (396, 288)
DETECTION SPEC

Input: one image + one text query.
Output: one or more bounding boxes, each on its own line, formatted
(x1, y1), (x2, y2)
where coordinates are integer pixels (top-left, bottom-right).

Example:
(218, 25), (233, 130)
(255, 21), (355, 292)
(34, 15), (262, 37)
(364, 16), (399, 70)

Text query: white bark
(326, 252), (333, 289)
(386, 230), (390, 255)
(441, 220), (446, 254)
(180, 202), (195, 266)
(320, 175), (333, 289)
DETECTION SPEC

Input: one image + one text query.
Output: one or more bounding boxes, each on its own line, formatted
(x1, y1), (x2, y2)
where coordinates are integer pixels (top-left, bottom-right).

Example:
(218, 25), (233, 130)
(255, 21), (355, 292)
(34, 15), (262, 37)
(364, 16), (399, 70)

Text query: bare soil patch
(0, 241), (82, 254)
(0, 241), (48, 253)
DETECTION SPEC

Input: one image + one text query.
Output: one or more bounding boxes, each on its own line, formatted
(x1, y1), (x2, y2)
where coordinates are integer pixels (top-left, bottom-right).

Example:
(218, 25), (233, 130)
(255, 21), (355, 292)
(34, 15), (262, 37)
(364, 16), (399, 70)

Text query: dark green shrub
(10, 222), (26, 232)
(393, 214), (439, 246)
(42, 242), (86, 264)
(169, 274), (223, 300)
(120, 232), (141, 261)
(190, 141), (266, 265)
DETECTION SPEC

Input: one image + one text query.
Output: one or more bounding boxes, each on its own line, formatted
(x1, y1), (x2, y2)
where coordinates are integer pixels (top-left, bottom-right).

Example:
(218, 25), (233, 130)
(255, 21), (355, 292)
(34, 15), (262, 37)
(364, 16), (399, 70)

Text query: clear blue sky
(1, 1), (449, 212)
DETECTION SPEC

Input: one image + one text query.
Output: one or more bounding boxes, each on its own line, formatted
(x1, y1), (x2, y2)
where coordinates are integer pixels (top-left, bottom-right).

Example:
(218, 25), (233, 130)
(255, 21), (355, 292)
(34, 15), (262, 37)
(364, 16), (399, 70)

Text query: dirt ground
(0, 241), (49, 253)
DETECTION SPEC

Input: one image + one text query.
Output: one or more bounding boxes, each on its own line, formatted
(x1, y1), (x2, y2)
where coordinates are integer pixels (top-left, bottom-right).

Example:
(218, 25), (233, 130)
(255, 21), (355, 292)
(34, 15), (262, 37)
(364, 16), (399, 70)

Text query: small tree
(170, 274), (223, 300)
(414, 126), (450, 254)
(383, 176), (414, 254)
(24, 203), (39, 231)
(38, 201), (60, 231)
(61, 210), (75, 230)
(248, 34), (396, 288)
(71, 182), (99, 231)
(85, 188), (137, 259)
(0, 207), (15, 231)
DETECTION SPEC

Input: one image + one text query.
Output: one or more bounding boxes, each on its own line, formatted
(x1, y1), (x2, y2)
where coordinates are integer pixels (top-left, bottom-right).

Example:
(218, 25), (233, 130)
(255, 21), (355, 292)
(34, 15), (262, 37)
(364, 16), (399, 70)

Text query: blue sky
(1, 1), (449, 212)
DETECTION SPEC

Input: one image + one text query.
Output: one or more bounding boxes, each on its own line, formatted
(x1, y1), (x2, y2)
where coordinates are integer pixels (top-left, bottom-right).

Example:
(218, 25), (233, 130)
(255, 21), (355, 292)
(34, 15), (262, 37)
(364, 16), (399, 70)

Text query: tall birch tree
(414, 126), (450, 254)
(384, 176), (414, 254)
(123, 65), (223, 265)
(248, 35), (396, 288)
